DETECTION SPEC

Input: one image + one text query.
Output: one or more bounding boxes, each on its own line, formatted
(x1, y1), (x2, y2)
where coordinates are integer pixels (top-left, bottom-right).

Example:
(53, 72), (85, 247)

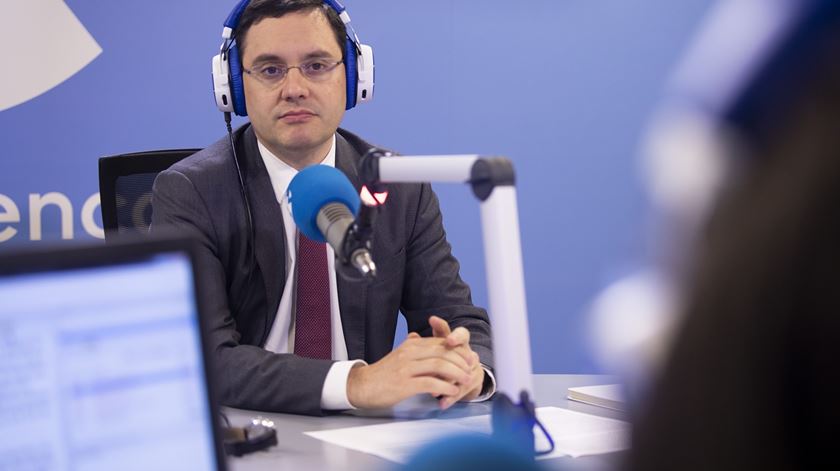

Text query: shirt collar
(257, 135), (337, 200)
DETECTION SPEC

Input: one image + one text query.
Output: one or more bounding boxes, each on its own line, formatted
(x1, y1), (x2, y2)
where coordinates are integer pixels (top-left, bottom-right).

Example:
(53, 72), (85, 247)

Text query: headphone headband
(224, 0), (251, 32)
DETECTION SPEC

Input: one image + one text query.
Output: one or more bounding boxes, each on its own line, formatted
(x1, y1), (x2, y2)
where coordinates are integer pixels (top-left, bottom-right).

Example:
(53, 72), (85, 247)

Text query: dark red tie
(294, 232), (332, 359)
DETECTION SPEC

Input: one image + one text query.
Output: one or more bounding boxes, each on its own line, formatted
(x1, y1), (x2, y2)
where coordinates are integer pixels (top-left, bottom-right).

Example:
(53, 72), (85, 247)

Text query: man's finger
(445, 343), (476, 368)
(439, 393), (462, 410)
(410, 376), (460, 398)
(446, 326), (470, 348)
(408, 345), (472, 373)
(428, 315), (451, 338)
(397, 332), (475, 368)
(407, 358), (472, 386)
(438, 381), (470, 409)
(410, 336), (476, 368)
(439, 363), (484, 409)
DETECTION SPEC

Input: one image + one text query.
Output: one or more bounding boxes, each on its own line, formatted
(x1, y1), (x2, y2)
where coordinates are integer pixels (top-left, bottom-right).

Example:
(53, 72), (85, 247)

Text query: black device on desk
(0, 237), (229, 470)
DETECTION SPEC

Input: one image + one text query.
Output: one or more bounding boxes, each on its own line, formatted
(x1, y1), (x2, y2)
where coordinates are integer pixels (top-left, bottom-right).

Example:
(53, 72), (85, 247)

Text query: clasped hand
(347, 316), (485, 409)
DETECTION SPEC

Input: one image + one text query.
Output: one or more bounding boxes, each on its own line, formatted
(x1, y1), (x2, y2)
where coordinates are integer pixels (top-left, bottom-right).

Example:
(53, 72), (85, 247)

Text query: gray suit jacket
(151, 124), (493, 415)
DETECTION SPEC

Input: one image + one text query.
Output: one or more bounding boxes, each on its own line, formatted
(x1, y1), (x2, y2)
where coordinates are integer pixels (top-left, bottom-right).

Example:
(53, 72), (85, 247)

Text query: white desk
(225, 374), (626, 471)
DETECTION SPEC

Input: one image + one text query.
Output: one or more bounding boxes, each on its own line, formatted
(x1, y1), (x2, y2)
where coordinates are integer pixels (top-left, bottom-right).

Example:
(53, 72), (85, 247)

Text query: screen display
(0, 253), (218, 471)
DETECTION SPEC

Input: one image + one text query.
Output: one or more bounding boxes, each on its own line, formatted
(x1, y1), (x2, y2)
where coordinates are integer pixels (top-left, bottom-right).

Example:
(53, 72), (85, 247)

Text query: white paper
(304, 407), (630, 463)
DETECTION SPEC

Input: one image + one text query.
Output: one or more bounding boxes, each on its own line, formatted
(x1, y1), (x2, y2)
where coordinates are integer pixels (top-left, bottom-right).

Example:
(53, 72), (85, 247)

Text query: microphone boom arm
(359, 148), (547, 456)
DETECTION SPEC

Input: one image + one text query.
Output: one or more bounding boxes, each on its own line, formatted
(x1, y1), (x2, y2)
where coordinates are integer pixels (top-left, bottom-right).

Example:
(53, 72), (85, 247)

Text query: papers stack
(566, 384), (626, 412)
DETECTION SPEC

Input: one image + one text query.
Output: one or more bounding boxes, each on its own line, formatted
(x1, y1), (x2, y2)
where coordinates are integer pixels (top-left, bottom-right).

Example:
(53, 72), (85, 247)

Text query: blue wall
(0, 0), (712, 373)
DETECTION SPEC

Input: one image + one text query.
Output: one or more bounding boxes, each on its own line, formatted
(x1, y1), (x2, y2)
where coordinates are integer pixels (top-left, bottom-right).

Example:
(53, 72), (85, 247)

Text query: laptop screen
(0, 247), (221, 470)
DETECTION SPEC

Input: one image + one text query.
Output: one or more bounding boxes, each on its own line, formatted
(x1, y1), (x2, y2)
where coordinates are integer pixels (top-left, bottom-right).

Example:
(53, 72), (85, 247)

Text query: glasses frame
(241, 59), (343, 87)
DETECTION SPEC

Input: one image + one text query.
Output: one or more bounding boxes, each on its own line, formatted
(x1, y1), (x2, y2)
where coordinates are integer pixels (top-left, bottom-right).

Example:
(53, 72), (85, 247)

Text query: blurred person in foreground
(629, 2), (840, 469)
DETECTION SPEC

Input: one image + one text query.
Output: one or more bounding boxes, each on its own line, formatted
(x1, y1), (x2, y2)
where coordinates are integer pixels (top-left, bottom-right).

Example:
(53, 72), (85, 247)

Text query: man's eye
(306, 61), (328, 72)
(260, 66), (284, 77)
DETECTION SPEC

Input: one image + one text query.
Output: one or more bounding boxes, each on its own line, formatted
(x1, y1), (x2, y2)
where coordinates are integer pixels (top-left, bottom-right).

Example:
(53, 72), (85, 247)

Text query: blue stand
(492, 391), (555, 458)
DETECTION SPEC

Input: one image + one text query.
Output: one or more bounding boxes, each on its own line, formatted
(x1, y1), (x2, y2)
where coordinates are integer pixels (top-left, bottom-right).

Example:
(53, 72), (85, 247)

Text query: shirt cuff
(320, 359), (367, 410)
(466, 365), (496, 403)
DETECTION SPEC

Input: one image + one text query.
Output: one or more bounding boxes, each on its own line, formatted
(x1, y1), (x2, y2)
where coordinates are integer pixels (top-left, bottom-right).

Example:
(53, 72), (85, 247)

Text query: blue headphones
(212, 0), (374, 116)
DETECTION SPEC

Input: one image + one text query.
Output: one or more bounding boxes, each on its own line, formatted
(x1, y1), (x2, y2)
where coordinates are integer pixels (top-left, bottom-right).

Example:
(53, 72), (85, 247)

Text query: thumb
(428, 315), (452, 338)
(446, 326), (470, 348)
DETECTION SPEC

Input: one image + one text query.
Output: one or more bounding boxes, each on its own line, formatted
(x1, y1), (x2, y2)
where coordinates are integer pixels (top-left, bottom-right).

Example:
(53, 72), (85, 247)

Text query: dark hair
(234, 0), (347, 63)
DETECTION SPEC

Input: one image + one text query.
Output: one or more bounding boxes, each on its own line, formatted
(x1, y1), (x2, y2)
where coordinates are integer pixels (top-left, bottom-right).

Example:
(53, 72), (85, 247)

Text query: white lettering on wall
(81, 194), (104, 239)
(0, 194), (21, 242)
(0, 192), (105, 242)
(29, 193), (74, 240)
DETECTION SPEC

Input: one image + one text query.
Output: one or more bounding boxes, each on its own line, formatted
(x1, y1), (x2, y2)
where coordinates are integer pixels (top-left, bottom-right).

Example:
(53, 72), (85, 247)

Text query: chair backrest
(99, 149), (200, 240)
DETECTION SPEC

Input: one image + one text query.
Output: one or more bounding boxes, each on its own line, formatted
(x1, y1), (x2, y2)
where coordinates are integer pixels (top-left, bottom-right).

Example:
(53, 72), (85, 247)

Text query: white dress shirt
(259, 135), (362, 410)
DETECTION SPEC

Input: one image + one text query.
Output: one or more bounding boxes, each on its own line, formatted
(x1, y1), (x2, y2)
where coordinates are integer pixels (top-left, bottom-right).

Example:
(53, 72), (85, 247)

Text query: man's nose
(280, 67), (309, 100)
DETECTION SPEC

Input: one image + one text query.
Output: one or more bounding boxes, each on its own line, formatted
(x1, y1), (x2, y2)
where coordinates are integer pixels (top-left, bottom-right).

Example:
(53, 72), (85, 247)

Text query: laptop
(0, 236), (227, 471)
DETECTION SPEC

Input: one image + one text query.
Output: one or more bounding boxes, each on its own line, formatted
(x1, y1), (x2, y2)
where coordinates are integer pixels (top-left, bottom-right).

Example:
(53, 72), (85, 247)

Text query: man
(151, 0), (494, 416)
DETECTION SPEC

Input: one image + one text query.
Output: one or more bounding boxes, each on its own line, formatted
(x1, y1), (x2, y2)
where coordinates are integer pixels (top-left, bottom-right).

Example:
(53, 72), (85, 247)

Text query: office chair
(98, 149), (200, 240)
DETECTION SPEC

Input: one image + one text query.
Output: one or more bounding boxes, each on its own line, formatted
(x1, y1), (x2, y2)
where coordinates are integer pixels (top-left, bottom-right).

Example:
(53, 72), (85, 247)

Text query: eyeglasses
(241, 59), (343, 87)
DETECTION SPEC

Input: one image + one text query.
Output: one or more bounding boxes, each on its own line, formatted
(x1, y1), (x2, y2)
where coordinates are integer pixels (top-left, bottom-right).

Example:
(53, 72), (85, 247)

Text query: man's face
(240, 10), (346, 161)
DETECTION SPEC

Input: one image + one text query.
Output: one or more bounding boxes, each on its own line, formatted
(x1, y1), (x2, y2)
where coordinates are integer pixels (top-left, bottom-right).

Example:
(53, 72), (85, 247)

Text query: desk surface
(225, 374), (626, 471)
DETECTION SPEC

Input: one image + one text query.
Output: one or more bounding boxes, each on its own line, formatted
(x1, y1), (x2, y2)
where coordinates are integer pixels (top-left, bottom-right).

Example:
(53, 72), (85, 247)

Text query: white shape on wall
(1, 0), (102, 112)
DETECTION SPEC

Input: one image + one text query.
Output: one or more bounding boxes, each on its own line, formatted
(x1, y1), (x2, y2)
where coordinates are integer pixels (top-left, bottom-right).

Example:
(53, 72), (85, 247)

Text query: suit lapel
(240, 126), (286, 343)
(335, 133), (368, 360)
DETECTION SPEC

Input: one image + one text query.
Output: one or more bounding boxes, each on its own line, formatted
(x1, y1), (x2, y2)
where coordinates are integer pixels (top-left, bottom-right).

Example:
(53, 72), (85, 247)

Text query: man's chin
(276, 127), (320, 146)
(267, 130), (333, 157)
(281, 137), (324, 152)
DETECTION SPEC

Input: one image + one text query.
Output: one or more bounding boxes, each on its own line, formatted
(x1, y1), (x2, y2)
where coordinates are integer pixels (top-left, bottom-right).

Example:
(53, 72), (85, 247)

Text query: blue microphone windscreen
(402, 433), (541, 471)
(287, 165), (360, 243)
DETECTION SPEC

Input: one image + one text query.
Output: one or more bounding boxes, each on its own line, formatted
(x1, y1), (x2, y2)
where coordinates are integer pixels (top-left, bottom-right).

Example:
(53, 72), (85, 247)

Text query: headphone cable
(225, 112), (266, 344)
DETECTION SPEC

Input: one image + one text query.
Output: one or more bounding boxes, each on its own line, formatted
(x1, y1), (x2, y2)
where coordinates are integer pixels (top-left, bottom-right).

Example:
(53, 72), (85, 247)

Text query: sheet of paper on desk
(304, 406), (630, 463)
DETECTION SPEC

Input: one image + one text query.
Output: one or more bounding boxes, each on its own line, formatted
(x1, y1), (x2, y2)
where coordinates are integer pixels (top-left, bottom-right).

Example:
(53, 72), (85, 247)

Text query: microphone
(287, 165), (377, 278)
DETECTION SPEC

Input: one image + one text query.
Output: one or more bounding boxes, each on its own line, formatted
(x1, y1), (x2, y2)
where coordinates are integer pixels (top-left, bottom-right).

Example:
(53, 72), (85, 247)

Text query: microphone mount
(341, 204), (377, 278)
(358, 147), (551, 458)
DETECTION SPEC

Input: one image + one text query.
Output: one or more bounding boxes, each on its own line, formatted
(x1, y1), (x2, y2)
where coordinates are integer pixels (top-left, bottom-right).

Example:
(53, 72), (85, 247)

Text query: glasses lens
(258, 65), (286, 84)
(302, 60), (339, 80)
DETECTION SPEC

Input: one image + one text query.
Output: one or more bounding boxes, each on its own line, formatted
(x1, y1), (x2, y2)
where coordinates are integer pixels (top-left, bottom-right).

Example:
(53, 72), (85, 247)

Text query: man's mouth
(279, 109), (316, 122)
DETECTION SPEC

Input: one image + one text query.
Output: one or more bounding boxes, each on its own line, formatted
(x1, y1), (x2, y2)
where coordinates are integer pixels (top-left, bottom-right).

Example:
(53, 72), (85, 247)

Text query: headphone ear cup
(343, 37), (358, 110)
(228, 45), (248, 116)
